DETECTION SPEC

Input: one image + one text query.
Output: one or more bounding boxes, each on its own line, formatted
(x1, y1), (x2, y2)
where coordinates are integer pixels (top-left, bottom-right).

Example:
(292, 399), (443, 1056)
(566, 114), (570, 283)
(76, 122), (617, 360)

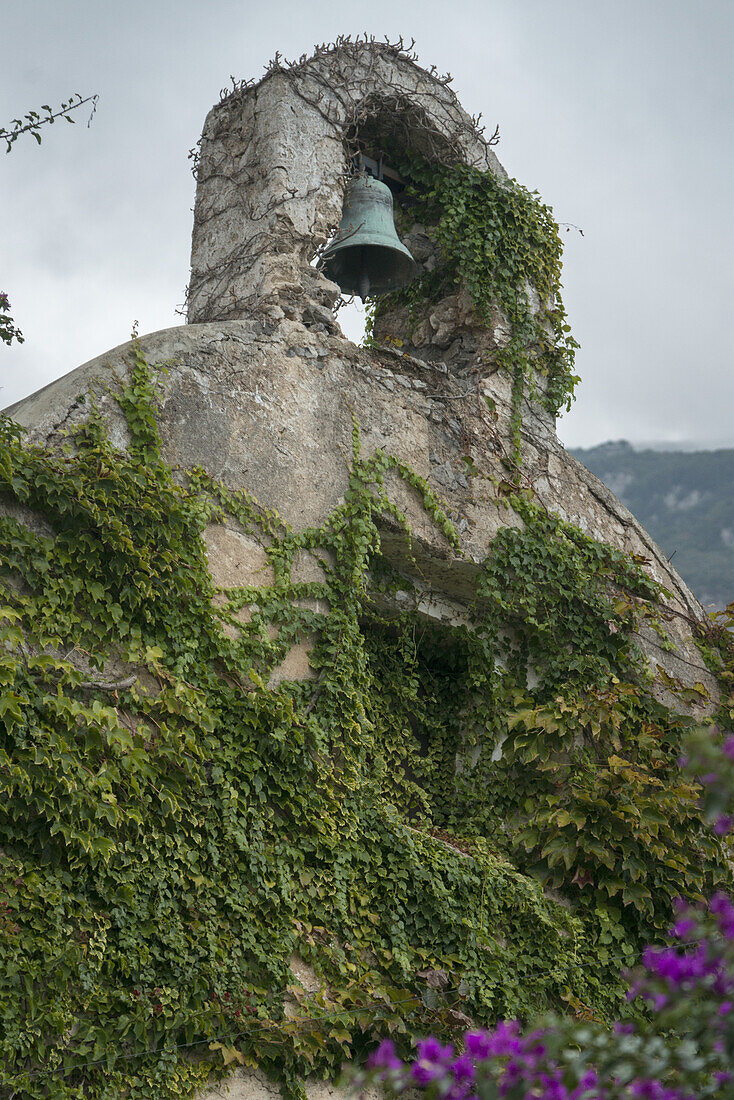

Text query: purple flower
(450, 1054), (475, 1082)
(464, 1030), (491, 1060)
(416, 1037), (454, 1062)
(410, 1037), (455, 1086)
(714, 815), (733, 835)
(571, 1068), (599, 1098)
(485, 1020), (523, 1057)
(670, 918), (696, 939)
(366, 1039), (402, 1072)
(411, 1062), (445, 1085)
(710, 892), (734, 938)
(641, 942), (718, 989)
(444, 1086), (476, 1100)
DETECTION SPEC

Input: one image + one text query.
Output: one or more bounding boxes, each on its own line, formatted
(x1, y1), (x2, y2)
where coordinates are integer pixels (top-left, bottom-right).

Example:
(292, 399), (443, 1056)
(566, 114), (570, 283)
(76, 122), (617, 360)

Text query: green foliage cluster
(366, 154), (580, 463)
(369, 496), (729, 969)
(0, 353), (729, 1098)
(1, 290), (24, 347)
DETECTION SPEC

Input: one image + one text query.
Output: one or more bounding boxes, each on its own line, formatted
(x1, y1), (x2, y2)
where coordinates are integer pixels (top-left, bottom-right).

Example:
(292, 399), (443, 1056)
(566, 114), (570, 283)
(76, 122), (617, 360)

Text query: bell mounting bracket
(351, 153), (407, 194)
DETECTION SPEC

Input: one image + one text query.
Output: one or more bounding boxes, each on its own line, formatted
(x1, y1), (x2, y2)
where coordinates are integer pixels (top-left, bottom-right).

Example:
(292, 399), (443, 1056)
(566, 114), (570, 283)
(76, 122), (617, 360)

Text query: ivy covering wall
(0, 347), (730, 1099)
(365, 152), (580, 468)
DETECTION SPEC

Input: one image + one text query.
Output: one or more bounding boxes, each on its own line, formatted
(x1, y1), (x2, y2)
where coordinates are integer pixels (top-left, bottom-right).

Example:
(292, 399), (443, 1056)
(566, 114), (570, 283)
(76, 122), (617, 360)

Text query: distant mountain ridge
(569, 441), (734, 609)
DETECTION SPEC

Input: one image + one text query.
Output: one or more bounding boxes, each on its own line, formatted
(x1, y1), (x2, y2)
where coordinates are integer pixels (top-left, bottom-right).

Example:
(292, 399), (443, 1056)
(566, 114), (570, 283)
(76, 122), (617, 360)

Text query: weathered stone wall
(1, 39), (719, 1099)
(5, 314), (717, 713)
(203, 1071), (375, 1100)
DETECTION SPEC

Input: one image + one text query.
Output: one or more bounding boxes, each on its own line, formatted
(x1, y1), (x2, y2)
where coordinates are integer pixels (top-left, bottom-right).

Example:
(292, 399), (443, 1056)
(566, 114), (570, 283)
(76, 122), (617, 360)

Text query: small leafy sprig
(0, 291), (23, 346)
(1, 92), (98, 153)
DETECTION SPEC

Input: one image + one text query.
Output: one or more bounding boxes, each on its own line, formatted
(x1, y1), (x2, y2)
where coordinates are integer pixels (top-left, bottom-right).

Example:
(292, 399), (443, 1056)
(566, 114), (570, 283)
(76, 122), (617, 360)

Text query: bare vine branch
(78, 674), (138, 692)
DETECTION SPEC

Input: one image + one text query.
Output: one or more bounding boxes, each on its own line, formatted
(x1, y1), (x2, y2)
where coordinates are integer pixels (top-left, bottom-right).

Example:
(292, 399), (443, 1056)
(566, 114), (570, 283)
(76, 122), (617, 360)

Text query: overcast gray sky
(3, 0), (733, 448)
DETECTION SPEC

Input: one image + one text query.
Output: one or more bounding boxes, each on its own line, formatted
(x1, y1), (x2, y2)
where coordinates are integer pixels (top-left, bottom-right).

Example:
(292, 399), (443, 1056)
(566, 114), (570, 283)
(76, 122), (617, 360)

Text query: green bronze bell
(321, 175), (418, 299)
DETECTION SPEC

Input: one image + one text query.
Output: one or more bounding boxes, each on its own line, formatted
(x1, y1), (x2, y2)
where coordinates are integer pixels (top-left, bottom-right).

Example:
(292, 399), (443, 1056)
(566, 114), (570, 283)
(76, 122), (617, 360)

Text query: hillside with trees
(571, 441), (734, 610)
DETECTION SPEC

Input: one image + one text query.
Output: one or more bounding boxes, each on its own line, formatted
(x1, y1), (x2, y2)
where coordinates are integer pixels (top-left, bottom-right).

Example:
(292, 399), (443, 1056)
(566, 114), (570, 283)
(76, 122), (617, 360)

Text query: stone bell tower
(187, 38), (500, 331)
(0, 39), (723, 1100)
(7, 38), (715, 706)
